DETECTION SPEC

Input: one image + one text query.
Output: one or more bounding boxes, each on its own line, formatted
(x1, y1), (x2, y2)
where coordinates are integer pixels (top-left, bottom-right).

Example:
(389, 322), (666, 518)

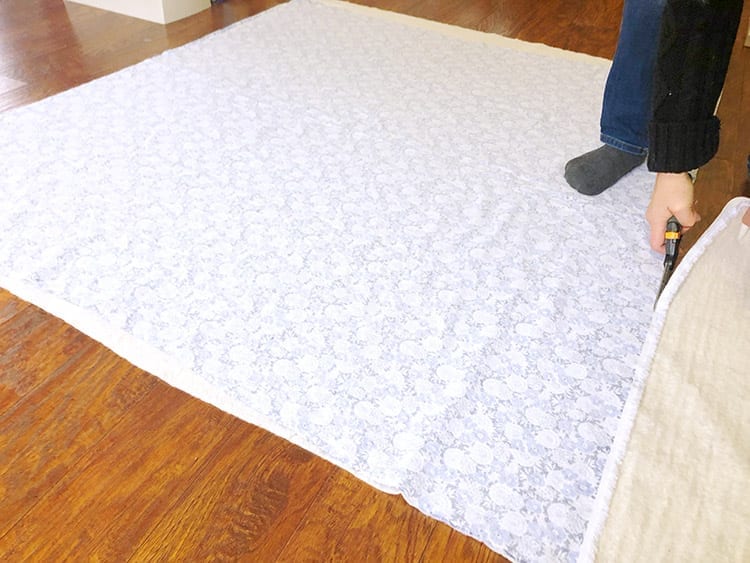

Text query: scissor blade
(653, 263), (673, 309)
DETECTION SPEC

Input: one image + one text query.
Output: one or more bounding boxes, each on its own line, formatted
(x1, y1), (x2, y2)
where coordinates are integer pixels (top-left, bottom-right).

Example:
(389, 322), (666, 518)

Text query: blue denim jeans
(600, 0), (667, 156)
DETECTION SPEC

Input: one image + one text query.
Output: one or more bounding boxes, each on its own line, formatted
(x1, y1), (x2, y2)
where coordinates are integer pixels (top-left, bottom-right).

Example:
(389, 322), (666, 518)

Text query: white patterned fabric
(0, 1), (663, 561)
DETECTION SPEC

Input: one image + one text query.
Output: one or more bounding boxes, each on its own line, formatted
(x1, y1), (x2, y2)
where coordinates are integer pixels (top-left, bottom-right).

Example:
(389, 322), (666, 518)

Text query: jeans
(600, 0), (667, 155)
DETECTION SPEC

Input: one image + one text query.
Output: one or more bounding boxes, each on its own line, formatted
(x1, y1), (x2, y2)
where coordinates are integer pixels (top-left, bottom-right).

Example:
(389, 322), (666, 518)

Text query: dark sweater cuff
(647, 116), (720, 172)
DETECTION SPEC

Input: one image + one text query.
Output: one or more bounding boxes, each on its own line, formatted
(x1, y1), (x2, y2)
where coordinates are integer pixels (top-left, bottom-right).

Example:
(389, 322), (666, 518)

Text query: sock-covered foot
(564, 145), (646, 195)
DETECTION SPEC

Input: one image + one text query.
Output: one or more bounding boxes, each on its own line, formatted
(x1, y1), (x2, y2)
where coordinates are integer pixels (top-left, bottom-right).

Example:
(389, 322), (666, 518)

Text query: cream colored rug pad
(581, 197), (750, 562)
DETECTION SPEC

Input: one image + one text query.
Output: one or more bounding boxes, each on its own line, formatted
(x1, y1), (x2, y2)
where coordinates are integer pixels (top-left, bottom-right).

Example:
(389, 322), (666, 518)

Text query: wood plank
(332, 488), (439, 562)
(421, 525), (506, 563)
(409, 0), (497, 30)
(0, 305), (90, 411)
(0, 383), (236, 561)
(0, 289), (30, 325)
(474, 0), (621, 59)
(733, 7), (750, 190)
(0, 343), (157, 538)
(125, 426), (334, 561)
(275, 470), (400, 562)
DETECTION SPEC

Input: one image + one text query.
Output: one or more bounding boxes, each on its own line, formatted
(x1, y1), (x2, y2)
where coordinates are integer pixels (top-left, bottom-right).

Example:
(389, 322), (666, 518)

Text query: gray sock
(564, 145), (646, 195)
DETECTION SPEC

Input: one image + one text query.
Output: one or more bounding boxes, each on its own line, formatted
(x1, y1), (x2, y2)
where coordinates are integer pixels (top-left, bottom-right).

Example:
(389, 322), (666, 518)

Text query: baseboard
(163, 0), (212, 24)
(65, 0), (210, 24)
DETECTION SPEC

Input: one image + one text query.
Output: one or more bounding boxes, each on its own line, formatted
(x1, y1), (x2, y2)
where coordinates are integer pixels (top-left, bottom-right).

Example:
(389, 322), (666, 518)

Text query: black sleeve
(647, 0), (744, 172)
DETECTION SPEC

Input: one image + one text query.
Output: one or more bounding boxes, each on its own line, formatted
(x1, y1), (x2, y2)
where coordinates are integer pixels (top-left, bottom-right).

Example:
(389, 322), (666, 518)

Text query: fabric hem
(599, 133), (648, 157)
(0, 275), (412, 499)
(577, 196), (750, 563)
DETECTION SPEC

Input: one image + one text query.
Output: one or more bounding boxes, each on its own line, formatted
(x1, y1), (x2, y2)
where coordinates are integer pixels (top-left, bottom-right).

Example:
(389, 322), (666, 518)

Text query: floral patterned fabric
(0, 1), (663, 561)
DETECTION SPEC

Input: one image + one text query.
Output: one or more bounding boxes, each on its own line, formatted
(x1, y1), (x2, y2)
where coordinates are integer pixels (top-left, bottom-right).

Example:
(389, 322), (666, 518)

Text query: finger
(680, 221), (699, 234)
(648, 220), (666, 253)
(672, 207), (701, 232)
(644, 204), (667, 252)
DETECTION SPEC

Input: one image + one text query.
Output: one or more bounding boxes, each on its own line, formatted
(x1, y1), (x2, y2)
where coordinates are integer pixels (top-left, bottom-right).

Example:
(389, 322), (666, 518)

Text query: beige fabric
(594, 202), (750, 562)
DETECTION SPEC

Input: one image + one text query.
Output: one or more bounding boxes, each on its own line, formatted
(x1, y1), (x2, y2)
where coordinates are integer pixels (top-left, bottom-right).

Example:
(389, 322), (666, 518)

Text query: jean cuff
(599, 134), (648, 157)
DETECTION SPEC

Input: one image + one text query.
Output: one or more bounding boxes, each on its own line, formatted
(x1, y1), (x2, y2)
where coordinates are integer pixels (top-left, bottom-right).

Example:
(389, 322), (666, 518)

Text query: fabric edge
(0, 277), (408, 495)
(315, 0), (612, 66)
(2, 277), (525, 556)
(577, 196), (750, 563)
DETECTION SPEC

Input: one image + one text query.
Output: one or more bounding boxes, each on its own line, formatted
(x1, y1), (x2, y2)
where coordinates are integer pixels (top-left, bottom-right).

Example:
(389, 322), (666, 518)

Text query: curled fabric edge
(577, 196), (750, 563)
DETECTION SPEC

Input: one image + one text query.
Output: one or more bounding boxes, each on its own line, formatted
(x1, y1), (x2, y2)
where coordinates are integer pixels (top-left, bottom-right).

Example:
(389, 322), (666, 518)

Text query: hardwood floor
(1, 1), (748, 560)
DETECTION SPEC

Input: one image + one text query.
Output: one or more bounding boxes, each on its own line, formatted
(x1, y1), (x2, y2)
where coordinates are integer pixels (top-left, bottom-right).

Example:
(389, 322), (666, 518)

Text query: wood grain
(0, 305), (90, 411)
(0, 339), (156, 538)
(127, 426), (334, 561)
(1, 0), (748, 560)
(0, 383), (234, 560)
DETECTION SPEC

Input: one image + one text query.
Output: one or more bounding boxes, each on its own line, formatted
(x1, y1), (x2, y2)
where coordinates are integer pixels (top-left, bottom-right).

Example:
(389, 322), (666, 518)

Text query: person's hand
(645, 172), (701, 253)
